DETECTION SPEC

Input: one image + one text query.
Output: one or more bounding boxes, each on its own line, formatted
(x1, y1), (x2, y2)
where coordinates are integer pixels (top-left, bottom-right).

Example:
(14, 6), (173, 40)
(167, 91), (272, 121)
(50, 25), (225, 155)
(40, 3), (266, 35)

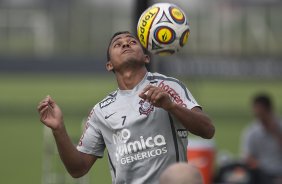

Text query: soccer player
(37, 31), (215, 184)
(241, 94), (282, 183)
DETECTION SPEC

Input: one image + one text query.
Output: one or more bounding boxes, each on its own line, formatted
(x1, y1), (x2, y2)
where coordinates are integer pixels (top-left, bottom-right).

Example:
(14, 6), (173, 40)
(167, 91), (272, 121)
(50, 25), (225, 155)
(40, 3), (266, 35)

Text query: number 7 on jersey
(121, 116), (126, 126)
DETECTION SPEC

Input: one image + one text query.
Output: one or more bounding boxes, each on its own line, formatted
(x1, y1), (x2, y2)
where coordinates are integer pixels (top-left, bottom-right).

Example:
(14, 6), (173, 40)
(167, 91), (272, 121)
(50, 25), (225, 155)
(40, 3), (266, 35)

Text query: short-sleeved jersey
(77, 72), (200, 184)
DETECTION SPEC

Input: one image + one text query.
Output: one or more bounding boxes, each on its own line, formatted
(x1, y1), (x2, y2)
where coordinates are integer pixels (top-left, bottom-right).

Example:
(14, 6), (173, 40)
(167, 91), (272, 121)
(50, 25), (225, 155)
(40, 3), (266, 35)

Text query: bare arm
(52, 125), (97, 178)
(139, 86), (215, 139)
(167, 104), (214, 139)
(37, 96), (96, 178)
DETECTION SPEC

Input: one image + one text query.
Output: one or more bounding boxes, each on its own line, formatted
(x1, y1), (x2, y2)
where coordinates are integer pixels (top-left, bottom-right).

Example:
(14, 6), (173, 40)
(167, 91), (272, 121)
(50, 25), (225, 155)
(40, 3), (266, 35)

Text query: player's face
(253, 104), (270, 123)
(106, 33), (149, 72)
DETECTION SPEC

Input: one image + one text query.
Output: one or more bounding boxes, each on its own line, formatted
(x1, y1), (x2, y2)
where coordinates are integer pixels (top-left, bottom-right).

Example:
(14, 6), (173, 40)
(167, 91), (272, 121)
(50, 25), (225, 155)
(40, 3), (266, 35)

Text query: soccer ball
(137, 3), (190, 56)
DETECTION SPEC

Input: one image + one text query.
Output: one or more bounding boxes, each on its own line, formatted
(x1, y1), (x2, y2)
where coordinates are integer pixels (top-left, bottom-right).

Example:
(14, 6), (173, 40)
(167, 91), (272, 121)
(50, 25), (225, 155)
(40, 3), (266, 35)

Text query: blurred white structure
(42, 126), (89, 184)
(0, 0), (281, 78)
(0, 0), (281, 57)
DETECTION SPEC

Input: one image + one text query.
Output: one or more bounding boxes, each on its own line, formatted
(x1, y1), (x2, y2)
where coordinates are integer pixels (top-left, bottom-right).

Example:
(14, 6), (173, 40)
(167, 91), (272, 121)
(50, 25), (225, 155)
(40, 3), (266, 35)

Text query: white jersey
(77, 72), (200, 184)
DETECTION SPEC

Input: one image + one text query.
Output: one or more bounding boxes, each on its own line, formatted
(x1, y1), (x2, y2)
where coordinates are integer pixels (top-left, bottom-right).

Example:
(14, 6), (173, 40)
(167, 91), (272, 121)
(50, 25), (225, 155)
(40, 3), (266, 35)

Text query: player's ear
(106, 61), (114, 72)
(144, 55), (150, 64)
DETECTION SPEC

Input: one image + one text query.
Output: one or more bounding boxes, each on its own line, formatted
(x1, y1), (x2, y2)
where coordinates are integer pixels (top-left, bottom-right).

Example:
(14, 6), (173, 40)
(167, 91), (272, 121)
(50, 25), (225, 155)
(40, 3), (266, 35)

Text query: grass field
(0, 73), (281, 184)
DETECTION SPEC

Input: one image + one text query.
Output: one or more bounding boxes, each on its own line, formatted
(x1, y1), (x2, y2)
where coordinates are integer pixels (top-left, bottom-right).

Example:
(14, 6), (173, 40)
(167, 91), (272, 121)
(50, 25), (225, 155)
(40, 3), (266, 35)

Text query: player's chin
(122, 55), (140, 64)
(121, 52), (136, 61)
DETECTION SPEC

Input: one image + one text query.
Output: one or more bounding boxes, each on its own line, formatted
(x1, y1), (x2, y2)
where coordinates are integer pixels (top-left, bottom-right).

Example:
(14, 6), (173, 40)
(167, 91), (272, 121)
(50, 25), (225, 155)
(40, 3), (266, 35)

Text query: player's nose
(122, 42), (130, 48)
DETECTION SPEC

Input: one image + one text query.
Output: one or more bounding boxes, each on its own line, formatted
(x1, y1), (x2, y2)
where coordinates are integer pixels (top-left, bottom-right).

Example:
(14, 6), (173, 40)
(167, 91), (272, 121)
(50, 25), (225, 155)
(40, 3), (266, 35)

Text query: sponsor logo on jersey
(99, 97), (116, 109)
(139, 99), (154, 116)
(158, 80), (187, 107)
(105, 112), (116, 119)
(112, 129), (167, 165)
(177, 129), (188, 138)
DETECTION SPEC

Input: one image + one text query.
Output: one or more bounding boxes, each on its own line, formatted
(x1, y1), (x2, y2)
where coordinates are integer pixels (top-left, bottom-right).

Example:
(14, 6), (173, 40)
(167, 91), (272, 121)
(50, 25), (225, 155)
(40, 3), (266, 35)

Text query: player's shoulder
(96, 90), (118, 110)
(147, 72), (188, 91)
(243, 122), (262, 137)
(147, 72), (197, 106)
(147, 72), (183, 85)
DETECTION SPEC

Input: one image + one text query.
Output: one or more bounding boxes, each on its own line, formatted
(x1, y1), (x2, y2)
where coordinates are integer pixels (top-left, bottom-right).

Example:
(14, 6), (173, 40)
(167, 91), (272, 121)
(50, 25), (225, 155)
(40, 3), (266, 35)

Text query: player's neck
(116, 67), (147, 90)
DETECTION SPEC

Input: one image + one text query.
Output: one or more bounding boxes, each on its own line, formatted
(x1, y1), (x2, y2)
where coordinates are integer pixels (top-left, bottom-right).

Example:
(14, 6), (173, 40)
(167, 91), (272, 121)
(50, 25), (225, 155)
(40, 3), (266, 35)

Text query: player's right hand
(37, 95), (64, 131)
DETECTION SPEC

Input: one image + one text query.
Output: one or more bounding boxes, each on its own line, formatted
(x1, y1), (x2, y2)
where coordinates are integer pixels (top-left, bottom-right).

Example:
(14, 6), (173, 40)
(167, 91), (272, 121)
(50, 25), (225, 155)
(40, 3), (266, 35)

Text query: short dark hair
(107, 31), (148, 61)
(253, 93), (273, 111)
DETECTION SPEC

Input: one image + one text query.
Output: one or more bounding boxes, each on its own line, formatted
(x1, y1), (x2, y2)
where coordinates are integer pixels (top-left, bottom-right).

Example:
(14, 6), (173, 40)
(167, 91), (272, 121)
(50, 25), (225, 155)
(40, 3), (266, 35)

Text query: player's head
(159, 163), (203, 184)
(106, 31), (150, 72)
(252, 93), (273, 122)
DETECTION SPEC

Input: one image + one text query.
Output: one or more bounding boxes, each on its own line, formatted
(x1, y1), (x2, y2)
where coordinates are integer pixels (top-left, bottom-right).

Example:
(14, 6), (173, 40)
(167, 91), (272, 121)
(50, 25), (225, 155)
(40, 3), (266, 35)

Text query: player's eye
(114, 43), (121, 48)
(129, 40), (137, 45)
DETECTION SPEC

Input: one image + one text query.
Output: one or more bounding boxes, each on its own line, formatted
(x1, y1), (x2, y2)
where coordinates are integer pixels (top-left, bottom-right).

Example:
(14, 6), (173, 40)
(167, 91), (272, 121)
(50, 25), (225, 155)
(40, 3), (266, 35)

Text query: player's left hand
(139, 85), (175, 111)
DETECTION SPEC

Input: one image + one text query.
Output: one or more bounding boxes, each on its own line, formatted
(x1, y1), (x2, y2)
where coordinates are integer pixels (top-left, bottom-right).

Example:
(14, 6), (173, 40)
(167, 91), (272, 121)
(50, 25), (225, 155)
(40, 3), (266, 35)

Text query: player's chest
(101, 96), (165, 129)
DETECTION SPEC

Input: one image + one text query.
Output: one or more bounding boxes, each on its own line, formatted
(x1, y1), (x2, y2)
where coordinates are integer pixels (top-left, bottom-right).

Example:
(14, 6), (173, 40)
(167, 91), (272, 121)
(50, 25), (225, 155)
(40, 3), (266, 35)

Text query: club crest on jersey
(139, 99), (154, 116)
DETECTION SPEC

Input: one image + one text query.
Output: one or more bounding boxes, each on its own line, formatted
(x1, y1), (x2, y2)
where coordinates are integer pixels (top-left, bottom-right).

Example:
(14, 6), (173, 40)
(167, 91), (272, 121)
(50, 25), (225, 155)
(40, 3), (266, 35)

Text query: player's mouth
(122, 49), (134, 54)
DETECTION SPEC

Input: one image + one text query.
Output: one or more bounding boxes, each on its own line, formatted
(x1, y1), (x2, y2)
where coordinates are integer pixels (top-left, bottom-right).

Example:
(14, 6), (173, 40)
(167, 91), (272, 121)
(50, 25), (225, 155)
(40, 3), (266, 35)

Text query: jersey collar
(118, 72), (150, 96)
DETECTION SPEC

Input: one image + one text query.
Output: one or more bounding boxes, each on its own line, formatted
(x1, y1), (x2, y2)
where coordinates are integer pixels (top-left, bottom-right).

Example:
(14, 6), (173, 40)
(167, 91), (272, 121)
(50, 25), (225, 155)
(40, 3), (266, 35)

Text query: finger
(139, 85), (152, 99)
(39, 100), (48, 108)
(39, 106), (49, 121)
(146, 87), (158, 102)
(37, 101), (46, 109)
(139, 92), (147, 100)
(141, 85), (154, 95)
(38, 98), (48, 106)
(39, 105), (49, 116)
(41, 104), (53, 119)
(154, 93), (165, 102)
(47, 95), (53, 103)
(156, 92), (172, 104)
(37, 102), (48, 112)
(47, 95), (56, 108)
(39, 95), (51, 106)
(142, 85), (152, 92)
(150, 90), (160, 104)
(43, 95), (50, 103)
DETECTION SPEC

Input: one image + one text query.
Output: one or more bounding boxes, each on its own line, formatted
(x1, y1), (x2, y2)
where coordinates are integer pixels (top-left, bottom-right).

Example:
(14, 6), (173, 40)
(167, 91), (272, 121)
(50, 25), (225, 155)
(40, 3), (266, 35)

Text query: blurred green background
(0, 74), (281, 183)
